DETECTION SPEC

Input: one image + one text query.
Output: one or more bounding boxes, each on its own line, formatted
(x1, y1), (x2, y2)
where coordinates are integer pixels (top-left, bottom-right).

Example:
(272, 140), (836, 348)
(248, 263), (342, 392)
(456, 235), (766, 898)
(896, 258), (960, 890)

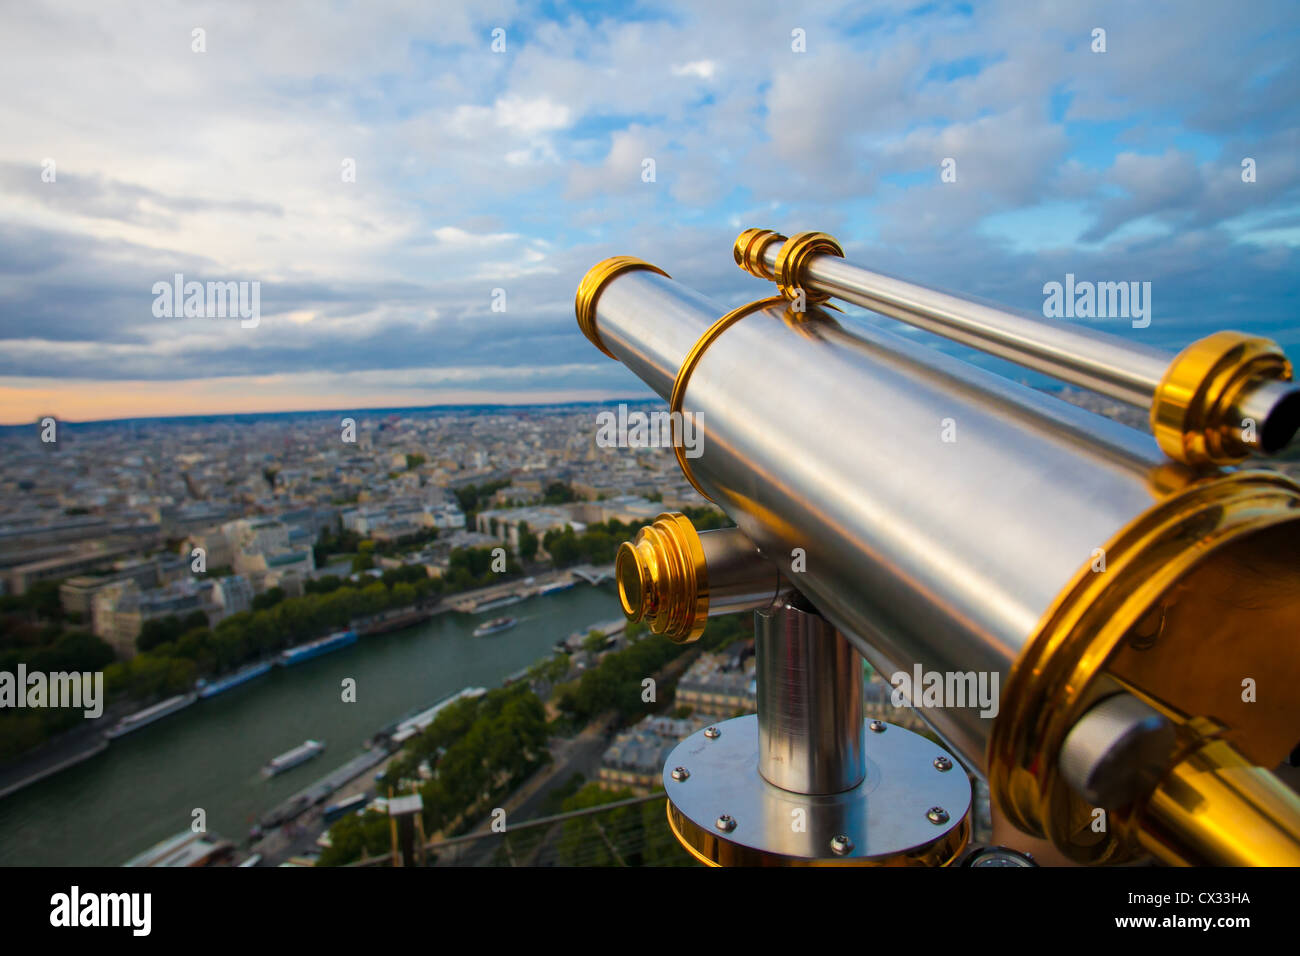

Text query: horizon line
(0, 395), (668, 430)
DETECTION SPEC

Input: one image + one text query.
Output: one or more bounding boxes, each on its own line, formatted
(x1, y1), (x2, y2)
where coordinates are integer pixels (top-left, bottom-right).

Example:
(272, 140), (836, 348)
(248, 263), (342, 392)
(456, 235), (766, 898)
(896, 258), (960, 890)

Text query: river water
(0, 584), (618, 866)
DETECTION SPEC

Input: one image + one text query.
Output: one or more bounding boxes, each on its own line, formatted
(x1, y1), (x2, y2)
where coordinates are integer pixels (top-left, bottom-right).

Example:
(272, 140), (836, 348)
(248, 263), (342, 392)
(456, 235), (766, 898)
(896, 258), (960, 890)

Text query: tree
(543, 481), (576, 504)
(317, 810), (392, 867)
(518, 522), (538, 561)
(682, 506), (732, 531)
(251, 587), (285, 611)
(137, 616), (183, 653)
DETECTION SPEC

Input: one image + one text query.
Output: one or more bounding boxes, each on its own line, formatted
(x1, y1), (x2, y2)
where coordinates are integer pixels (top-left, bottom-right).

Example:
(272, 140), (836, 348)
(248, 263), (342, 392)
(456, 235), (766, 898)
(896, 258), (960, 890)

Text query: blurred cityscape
(3, 399), (970, 866)
(3, 390), (1293, 867)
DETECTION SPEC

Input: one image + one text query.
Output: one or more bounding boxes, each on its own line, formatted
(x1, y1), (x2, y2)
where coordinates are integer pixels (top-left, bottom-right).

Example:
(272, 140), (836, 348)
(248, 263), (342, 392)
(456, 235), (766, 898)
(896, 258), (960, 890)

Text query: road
(435, 713), (616, 866)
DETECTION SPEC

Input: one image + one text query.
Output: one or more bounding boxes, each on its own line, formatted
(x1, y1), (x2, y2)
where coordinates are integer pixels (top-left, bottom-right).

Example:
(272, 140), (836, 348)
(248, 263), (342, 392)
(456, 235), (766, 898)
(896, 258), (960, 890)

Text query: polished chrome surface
(756, 602), (865, 794)
(591, 270), (1189, 772)
(700, 527), (791, 617)
(663, 715), (970, 862)
(759, 242), (1173, 408)
(593, 270), (719, 400)
(1059, 693), (1176, 807)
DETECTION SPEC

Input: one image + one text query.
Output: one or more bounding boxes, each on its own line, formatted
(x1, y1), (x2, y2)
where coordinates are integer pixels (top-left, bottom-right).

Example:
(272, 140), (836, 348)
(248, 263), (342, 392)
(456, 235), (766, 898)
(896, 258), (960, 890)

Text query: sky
(1, 0), (1297, 423)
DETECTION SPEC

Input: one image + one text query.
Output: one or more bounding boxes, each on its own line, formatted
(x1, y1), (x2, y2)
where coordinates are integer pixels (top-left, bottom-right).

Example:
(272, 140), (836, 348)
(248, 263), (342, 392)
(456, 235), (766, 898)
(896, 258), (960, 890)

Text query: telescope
(574, 230), (1300, 867)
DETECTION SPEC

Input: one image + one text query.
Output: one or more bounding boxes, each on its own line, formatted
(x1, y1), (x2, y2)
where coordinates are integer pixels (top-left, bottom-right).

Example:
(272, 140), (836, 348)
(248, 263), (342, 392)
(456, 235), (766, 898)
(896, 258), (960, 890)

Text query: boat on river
(472, 616), (517, 637)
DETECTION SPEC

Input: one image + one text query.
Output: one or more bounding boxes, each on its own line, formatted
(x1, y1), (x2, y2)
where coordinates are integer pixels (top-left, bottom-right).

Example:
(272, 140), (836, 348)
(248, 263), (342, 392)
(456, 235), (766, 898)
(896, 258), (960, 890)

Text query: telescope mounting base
(663, 714), (972, 866)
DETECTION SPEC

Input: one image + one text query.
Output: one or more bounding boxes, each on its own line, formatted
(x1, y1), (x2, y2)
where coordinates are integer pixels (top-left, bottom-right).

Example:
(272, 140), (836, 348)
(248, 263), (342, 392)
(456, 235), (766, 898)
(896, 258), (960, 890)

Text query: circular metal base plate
(664, 715), (972, 866)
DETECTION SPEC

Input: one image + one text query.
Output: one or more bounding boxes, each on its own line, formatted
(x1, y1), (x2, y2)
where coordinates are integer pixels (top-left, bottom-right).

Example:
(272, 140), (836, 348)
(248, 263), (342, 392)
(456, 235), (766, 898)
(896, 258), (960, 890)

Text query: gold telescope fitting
(773, 231), (844, 303)
(616, 512), (708, 644)
(668, 296), (788, 501)
(1133, 731), (1300, 867)
(1150, 330), (1294, 466)
(989, 468), (1300, 864)
(734, 229), (846, 304)
(733, 228), (787, 281)
(666, 797), (972, 867)
(575, 256), (669, 359)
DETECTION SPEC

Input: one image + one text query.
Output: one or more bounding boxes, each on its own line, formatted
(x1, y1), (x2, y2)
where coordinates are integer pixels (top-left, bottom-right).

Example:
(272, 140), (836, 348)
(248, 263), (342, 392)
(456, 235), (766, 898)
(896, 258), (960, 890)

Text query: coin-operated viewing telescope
(574, 229), (1300, 867)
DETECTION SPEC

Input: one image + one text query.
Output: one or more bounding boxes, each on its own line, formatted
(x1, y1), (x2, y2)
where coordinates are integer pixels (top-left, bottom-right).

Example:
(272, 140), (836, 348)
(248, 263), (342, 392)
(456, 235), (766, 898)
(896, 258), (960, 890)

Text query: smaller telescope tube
(756, 601), (865, 794)
(616, 515), (790, 643)
(743, 231), (1300, 464)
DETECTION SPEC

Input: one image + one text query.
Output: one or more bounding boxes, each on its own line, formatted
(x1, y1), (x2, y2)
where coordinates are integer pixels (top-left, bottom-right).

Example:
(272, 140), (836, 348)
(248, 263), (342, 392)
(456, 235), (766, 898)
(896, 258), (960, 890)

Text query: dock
(259, 748), (389, 829)
(445, 569), (585, 613)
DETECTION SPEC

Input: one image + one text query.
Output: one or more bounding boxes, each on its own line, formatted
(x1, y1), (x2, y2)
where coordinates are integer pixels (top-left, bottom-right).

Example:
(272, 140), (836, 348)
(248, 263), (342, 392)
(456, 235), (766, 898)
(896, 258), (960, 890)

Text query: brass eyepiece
(1150, 330), (1294, 465)
(615, 512), (708, 644)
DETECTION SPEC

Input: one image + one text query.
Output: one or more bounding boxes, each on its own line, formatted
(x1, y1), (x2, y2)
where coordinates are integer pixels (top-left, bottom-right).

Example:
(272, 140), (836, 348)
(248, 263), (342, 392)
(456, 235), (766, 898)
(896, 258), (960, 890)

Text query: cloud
(1, 0), (1298, 422)
(672, 60), (717, 80)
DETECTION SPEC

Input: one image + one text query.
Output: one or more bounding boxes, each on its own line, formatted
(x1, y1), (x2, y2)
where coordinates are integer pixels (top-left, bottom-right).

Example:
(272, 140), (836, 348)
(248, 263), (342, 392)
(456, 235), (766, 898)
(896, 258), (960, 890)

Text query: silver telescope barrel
(757, 236), (1170, 406)
(584, 263), (1171, 765)
(734, 229), (1300, 465)
(576, 257), (1300, 864)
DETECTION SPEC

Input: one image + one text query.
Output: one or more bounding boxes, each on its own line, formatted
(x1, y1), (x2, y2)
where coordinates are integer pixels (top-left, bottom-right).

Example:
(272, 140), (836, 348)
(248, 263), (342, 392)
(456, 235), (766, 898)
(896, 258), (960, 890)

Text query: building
(427, 505), (466, 531)
(185, 528), (234, 571)
(475, 505), (577, 552)
(490, 482), (543, 507)
(568, 495), (661, 526)
(91, 580), (219, 658)
(3, 545), (137, 596)
(59, 554), (189, 618)
(210, 575), (254, 618)
(341, 501), (462, 539)
(598, 715), (704, 794)
(674, 650), (757, 720)
(0, 515), (111, 555)
(159, 502), (240, 538)
(220, 518), (315, 582)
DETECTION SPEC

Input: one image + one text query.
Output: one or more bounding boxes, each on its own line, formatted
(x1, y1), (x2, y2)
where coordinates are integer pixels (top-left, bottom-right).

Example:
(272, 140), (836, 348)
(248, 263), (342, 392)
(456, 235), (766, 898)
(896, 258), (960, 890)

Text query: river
(0, 584), (618, 866)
